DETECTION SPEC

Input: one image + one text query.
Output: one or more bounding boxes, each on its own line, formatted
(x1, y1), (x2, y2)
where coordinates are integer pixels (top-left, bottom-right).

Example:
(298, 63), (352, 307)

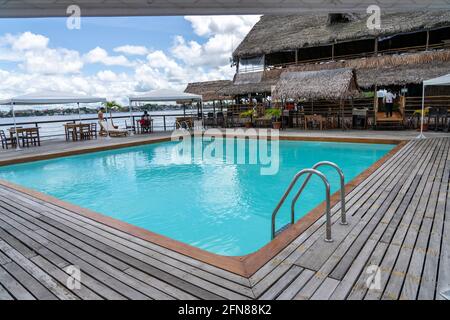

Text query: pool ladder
(271, 161), (348, 242)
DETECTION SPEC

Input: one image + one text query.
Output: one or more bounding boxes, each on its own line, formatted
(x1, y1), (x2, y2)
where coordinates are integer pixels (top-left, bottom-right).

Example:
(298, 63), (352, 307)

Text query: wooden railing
(0, 113), (195, 140)
(259, 42), (450, 72)
(405, 96), (450, 115)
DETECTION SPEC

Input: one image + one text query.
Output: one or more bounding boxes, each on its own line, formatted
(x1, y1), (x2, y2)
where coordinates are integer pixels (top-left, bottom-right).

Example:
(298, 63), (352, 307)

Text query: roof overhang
(0, 1), (448, 18)
(0, 91), (106, 105)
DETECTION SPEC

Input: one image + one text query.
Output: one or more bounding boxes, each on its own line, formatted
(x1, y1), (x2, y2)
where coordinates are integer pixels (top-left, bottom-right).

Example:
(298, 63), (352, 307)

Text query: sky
(0, 15), (260, 105)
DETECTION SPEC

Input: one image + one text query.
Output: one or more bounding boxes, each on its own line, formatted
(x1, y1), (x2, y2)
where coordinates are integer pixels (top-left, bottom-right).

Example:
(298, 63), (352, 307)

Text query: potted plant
(266, 108), (282, 129)
(240, 109), (255, 128)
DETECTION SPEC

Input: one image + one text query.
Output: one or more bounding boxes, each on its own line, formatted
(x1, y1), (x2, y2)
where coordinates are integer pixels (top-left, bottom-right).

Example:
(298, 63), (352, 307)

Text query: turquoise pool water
(0, 138), (394, 256)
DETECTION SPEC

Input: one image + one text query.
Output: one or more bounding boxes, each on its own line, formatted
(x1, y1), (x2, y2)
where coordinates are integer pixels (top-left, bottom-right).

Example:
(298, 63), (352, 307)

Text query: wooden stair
(375, 112), (404, 130)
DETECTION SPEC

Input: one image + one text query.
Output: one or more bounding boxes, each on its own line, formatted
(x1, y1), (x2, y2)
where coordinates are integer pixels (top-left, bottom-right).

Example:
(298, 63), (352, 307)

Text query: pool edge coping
(0, 135), (406, 278)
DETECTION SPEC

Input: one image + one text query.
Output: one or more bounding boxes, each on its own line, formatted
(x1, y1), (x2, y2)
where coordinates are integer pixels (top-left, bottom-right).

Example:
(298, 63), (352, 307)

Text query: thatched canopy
(184, 80), (232, 101)
(218, 70), (282, 96)
(282, 49), (450, 88)
(234, 12), (450, 59)
(222, 49), (450, 96)
(272, 68), (358, 100)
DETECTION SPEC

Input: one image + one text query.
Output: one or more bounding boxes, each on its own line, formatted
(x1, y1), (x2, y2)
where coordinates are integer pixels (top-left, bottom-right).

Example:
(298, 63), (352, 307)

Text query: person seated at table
(139, 111), (151, 132)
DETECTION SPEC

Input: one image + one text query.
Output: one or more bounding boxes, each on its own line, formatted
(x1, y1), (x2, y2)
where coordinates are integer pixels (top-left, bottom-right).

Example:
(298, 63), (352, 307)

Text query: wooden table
(9, 127), (41, 147)
(64, 123), (91, 141)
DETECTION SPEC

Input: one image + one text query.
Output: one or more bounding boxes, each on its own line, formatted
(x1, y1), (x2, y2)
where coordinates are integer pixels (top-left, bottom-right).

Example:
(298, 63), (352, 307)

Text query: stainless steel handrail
(291, 161), (347, 226)
(271, 168), (332, 242)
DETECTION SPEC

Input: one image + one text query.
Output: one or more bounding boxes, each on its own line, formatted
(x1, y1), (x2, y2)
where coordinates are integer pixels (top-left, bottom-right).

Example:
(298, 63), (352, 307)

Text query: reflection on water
(0, 139), (394, 256)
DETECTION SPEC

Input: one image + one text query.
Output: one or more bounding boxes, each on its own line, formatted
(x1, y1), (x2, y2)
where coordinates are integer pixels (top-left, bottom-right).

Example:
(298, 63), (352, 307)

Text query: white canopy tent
(128, 89), (203, 131)
(419, 73), (450, 139)
(0, 91), (106, 150)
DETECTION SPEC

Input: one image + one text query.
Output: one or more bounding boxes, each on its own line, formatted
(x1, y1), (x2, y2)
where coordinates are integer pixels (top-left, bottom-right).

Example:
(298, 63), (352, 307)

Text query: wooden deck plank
(30, 255), (103, 300)
(292, 139), (433, 299)
(0, 187), (253, 298)
(311, 277), (340, 300)
(0, 185), (251, 288)
(276, 269), (315, 300)
(0, 239), (78, 300)
(0, 214), (147, 300)
(0, 189), (232, 300)
(363, 138), (448, 300)
(329, 139), (438, 280)
(0, 222), (124, 300)
(418, 147), (449, 299)
(251, 141), (419, 296)
(339, 138), (445, 300)
(0, 137), (448, 300)
(0, 283), (14, 300)
(259, 266), (303, 300)
(1, 261), (58, 300)
(0, 264), (35, 300)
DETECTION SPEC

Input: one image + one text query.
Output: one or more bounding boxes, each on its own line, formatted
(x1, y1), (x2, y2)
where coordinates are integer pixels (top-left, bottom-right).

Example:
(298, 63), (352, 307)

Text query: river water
(0, 109), (201, 138)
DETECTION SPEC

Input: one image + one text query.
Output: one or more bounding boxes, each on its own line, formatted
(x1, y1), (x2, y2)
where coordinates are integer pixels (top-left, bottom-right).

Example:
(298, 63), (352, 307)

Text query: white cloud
(114, 45), (149, 56)
(0, 16), (260, 104)
(84, 47), (133, 67)
(9, 32), (49, 51)
(185, 15), (260, 38)
(172, 15), (260, 68)
(0, 32), (84, 74)
(96, 70), (118, 82)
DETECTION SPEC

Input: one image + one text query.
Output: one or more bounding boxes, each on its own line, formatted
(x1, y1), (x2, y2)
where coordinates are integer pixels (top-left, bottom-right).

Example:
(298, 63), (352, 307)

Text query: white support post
(129, 99), (134, 136)
(105, 103), (110, 139)
(11, 102), (21, 151)
(77, 102), (81, 122)
(417, 83), (426, 139)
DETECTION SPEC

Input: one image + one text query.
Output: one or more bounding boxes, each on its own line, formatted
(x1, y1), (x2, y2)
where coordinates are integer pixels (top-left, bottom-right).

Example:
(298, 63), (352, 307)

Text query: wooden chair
(0, 129), (16, 149)
(80, 124), (91, 140)
(24, 128), (41, 147)
(65, 123), (77, 141)
(90, 123), (97, 139)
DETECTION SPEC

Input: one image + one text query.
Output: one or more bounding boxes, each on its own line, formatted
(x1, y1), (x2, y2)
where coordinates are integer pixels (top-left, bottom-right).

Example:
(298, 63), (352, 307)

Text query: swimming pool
(0, 138), (394, 256)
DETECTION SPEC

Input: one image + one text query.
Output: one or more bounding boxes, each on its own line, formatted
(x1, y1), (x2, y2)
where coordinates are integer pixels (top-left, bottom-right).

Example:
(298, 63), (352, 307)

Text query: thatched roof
(219, 70), (282, 96)
(284, 49), (450, 88)
(272, 68), (358, 100)
(234, 12), (450, 58)
(222, 49), (450, 95)
(184, 80), (232, 101)
(357, 60), (450, 88)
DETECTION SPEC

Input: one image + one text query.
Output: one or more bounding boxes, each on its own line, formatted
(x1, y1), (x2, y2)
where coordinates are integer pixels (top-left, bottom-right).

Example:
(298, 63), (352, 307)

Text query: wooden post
(426, 30), (430, 50)
(399, 95), (406, 119)
(374, 37), (378, 55)
(331, 43), (335, 60)
(340, 98), (345, 130)
(373, 85), (378, 126)
(295, 49), (298, 64)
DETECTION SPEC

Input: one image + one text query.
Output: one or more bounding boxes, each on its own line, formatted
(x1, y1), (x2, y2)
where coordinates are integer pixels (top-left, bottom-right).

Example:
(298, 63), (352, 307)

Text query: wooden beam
(374, 85), (378, 126)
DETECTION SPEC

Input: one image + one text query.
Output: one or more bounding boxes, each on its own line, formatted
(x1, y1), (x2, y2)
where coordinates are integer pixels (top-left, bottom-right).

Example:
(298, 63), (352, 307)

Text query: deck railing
(237, 43), (450, 74)
(0, 113), (197, 140)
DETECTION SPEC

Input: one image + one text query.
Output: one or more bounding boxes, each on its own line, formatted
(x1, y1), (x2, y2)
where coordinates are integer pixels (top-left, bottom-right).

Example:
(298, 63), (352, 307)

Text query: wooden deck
(0, 137), (449, 300)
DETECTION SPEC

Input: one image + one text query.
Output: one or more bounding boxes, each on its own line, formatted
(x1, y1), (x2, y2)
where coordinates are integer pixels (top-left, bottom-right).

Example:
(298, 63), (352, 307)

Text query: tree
(103, 100), (123, 112)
